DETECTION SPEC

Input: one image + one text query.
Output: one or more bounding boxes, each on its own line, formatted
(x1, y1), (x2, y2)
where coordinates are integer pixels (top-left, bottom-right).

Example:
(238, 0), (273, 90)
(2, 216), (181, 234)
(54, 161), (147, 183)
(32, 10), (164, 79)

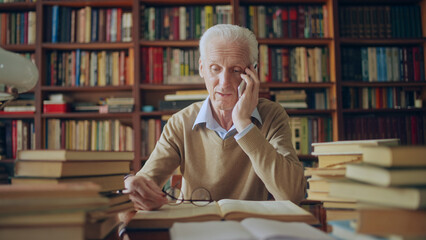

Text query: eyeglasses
(162, 184), (213, 207)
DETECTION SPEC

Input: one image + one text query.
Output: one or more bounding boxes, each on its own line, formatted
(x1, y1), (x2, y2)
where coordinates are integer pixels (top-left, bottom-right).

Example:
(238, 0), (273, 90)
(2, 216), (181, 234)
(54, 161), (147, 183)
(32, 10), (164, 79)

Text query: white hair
(199, 24), (258, 64)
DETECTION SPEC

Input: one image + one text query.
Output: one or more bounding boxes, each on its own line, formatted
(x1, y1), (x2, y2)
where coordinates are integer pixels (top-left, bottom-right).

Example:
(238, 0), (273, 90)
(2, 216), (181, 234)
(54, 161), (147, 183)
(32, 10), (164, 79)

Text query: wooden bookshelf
(1, 0), (425, 173)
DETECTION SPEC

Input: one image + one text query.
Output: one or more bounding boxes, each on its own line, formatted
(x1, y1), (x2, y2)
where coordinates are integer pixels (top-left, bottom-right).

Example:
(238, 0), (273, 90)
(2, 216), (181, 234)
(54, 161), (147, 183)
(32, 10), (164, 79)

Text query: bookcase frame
(0, 0), (425, 173)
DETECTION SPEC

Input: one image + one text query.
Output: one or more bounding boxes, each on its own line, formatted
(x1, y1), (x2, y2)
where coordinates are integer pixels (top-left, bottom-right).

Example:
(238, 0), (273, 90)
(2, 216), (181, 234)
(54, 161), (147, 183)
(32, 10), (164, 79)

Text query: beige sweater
(137, 98), (306, 203)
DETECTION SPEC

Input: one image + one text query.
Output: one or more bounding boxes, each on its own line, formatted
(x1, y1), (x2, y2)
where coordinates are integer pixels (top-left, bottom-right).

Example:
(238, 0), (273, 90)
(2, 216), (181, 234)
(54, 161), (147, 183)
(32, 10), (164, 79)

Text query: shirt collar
(193, 96), (262, 130)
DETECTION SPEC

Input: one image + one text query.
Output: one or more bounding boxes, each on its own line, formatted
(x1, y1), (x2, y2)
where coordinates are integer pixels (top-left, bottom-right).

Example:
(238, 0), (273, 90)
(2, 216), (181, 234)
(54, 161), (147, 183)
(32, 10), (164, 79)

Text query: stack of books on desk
(0, 182), (109, 240)
(306, 139), (399, 221)
(328, 145), (426, 239)
(11, 149), (136, 239)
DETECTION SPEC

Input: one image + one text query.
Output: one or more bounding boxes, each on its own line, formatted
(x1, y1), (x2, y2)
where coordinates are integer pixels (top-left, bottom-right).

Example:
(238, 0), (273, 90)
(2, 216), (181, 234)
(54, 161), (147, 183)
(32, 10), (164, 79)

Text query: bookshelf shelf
(139, 40), (199, 47)
(139, 111), (177, 117)
(41, 42), (134, 50)
(41, 86), (133, 91)
(258, 38), (333, 46)
(140, 0), (230, 5)
(339, 39), (425, 46)
(41, 113), (134, 118)
(342, 108), (425, 114)
(286, 109), (335, 115)
(0, 2), (36, 10)
(240, 0), (328, 3)
(139, 84), (205, 90)
(341, 82), (426, 87)
(0, 45), (36, 51)
(41, 0), (133, 7)
(265, 83), (335, 88)
(0, 113), (35, 119)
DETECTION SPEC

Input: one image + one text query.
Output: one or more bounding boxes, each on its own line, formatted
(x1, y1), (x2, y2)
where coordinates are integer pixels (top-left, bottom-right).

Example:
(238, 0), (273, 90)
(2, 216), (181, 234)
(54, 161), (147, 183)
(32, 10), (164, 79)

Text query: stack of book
(272, 90), (308, 109)
(43, 93), (71, 113)
(306, 139), (400, 221)
(100, 97), (134, 113)
(0, 182), (110, 240)
(159, 90), (208, 111)
(328, 145), (426, 238)
(11, 149), (135, 239)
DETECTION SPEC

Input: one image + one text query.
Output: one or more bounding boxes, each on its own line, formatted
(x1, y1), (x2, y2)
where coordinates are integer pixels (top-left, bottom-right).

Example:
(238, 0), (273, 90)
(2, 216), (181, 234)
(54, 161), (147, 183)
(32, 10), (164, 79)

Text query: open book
(127, 199), (318, 229)
(170, 218), (333, 240)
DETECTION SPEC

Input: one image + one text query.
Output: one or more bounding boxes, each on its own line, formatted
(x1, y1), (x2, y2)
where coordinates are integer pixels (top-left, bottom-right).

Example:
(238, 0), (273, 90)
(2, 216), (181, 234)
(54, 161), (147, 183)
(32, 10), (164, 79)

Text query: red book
(43, 103), (69, 113)
(282, 48), (290, 82)
(289, 6), (297, 38)
(297, 5), (306, 38)
(12, 120), (17, 159)
(106, 9), (112, 42)
(281, 7), (289, 38)
(116, 8), (122, 42)
(412, 47), (420, 82)
(172, 7), (179, 40)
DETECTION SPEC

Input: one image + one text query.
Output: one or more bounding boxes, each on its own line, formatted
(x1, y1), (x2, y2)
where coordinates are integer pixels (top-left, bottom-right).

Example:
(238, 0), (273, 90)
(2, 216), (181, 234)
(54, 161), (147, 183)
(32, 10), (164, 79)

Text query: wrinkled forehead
(204, 38), (251, 66)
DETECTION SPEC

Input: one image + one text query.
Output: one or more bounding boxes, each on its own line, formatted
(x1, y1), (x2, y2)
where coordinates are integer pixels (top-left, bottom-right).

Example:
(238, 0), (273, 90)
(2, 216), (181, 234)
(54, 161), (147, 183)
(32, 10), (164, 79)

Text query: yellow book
(204, 5), (214, 30)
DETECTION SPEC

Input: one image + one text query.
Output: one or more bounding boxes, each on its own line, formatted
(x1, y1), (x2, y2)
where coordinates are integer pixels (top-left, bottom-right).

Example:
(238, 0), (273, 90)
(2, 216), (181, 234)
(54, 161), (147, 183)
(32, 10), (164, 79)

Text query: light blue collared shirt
(192, 97), (262, 140)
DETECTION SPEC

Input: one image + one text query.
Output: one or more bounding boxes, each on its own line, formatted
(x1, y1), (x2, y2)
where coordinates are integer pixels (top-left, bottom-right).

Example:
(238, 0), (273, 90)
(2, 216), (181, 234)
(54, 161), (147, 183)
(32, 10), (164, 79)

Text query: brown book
(15, 160), (130, 177)
(17, 149), (134, 161)
(357, 207), (426, 237)
(11, 174), (125, 192)
(0, 183), (109, 215)
(85, 215), (120, 240)
(128, 200), (318, 229)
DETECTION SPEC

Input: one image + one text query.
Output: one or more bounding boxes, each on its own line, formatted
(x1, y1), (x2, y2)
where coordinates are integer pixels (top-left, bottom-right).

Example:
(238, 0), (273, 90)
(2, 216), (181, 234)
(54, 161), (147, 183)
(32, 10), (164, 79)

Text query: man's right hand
(124, 175), (168, 211)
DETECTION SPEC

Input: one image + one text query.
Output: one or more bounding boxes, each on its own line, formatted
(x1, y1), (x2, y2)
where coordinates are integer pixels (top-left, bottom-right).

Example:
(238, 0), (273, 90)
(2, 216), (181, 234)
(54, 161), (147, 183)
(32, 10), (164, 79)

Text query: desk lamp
(0, 47), (39, 109)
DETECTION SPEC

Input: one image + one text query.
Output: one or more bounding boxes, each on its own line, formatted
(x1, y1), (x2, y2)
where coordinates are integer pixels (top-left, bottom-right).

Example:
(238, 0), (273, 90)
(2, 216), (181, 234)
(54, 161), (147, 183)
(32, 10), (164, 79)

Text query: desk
(119, 201), (326, 240)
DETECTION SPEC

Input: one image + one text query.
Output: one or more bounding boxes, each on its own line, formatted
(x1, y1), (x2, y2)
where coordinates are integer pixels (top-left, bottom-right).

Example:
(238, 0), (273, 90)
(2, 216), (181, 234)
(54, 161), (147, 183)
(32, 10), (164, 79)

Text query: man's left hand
(232, 64), (259, 132)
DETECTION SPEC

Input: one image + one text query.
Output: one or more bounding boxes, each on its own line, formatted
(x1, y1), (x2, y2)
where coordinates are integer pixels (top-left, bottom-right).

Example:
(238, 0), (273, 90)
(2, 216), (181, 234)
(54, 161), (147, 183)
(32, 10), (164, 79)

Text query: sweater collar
(193, 96), (262, 130)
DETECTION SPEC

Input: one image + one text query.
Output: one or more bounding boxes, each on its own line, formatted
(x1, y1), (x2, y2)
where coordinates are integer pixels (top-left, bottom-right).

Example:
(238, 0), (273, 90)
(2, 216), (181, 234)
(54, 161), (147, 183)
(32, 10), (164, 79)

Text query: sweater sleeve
(236, 106), (306, 204)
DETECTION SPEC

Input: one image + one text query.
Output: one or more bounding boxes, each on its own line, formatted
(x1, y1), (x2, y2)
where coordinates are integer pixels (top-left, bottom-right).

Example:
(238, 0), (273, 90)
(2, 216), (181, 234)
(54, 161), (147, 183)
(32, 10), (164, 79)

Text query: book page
(217, 199), (311, 217)
(241, 218), (334, 240)
(170, 221), (255, 240)
(132, 202), (221, 220)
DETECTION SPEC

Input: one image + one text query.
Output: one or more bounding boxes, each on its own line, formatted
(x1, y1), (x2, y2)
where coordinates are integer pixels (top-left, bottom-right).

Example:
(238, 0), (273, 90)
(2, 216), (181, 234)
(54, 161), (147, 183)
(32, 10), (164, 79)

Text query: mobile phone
(238, 80), (246, 98)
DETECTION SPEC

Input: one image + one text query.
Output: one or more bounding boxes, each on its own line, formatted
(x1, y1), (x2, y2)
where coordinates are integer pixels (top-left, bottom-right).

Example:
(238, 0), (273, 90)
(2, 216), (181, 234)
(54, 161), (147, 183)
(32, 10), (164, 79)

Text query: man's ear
(199, 59), (203, 78)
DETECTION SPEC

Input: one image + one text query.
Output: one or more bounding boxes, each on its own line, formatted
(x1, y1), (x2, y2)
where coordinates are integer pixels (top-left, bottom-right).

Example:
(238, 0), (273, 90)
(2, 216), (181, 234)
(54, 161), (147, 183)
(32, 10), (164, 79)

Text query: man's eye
(211, 66), (220, 72)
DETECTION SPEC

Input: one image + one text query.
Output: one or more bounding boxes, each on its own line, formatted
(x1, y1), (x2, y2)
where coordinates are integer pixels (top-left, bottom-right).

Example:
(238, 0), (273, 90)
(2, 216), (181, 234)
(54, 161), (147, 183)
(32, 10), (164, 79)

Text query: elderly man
(125, 24), (306, 210)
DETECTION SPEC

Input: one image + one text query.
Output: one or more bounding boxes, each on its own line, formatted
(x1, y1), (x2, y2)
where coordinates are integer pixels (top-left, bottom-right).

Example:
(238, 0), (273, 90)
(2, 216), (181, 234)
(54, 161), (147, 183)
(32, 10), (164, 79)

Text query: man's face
(199, 39), (251, 112)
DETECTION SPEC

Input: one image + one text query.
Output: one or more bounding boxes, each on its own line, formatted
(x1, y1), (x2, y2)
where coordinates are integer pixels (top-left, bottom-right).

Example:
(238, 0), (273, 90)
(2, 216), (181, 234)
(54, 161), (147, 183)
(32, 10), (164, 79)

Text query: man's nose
(218, 70), (233, 87)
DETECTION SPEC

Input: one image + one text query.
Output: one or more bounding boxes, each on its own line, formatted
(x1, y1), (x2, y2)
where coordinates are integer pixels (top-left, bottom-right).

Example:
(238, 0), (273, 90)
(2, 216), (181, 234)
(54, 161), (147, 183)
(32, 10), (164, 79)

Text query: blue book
(20, 13), (25, 44)
(91, 8), (98, 42)
(51, 5), (59, 43)
(381, 47), (387, 81)
(361, 47), (369, 82)
(75, 49), (81, 86)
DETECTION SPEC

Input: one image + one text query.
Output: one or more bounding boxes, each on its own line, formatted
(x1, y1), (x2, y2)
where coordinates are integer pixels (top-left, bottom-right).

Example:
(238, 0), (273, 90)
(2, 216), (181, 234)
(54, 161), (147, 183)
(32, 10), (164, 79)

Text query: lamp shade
(0, 47), (39, 100)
